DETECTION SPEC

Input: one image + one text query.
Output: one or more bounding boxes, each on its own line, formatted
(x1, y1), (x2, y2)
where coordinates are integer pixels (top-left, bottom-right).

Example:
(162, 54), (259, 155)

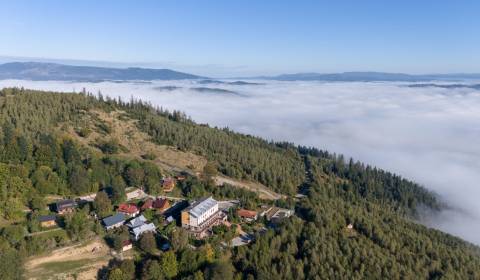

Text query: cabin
(102, 213), (126, 230)
(54, 199), (77, 214)
(141, 198), (153, 211)
(122, 240), (133, 252)
(261, 206), (294, 224)
(38, 215), (57, 228)
(126, 215), (147, 228)
(153, 198), (170, 213)
(237, 209), (258, 222)
(118, 203), (140, 217)
(162, 178), (175, 192)
(131, 223), (156, 241)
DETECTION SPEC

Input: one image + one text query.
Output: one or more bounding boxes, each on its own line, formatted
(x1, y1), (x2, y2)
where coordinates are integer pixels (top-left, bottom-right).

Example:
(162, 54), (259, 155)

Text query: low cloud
(1, 79), (480, 245)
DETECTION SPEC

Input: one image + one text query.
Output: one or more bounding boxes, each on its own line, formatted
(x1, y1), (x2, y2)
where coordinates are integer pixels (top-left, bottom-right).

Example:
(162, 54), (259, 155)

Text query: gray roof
(38, 215), (56, 222)
(126, 215), (147, 228)
(188, 197), (217, 218)
(55, 199), (77, 211)
(102, 213), (126, 227)
(132, 223), (156, 236)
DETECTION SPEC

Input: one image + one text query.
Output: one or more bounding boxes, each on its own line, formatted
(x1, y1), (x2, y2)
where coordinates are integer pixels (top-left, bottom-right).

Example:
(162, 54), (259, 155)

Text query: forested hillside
(0, 88), (478, 279)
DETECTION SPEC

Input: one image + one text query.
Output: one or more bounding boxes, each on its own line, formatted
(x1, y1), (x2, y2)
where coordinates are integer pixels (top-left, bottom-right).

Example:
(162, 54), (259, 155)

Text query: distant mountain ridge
(0, 62), (203, 81)
(253, 71), (480, 82)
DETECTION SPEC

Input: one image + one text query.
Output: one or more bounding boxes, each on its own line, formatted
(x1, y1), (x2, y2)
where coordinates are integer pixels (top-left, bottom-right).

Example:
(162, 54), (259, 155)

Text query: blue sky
(0, 0), (479, 76)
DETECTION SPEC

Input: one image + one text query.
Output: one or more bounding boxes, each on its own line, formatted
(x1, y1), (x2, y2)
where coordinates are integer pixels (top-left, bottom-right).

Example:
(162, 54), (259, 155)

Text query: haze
(1, 79), (479, 245)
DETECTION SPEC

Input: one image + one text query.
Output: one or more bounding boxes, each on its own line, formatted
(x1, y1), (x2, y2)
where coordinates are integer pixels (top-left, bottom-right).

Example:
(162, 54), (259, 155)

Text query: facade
(181, 197), (227, 238)
(122, 240), (133, 252)
(118, 203), (140, 217)
(103, 213), (126, 230)
(54, 199), (77, 214)
(38, 215), (57, 227)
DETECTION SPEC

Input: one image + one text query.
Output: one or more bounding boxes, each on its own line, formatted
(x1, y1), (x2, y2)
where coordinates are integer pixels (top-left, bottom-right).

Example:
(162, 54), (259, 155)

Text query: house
(122, 240), (133, 252)
(131, 223), (156, 241)
(153, 198), (170, 213)
(162, 178), (175, 192)
(237, 209), (258, 222)
(126, 215), (147, 228)
(38, 215), (57, 228)
(102, 213), (126, 230)
(175, 175), (186, 181)
(54, 199), (77, 214)
(141, 198), (153, 210)
(261, 206), (294, 224)
(181, 197), (227, 238)
(118, 203), (140, 217)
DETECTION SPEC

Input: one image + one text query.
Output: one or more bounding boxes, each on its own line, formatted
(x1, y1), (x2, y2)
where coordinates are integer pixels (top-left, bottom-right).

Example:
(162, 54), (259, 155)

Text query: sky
(1, 0), (480, 76)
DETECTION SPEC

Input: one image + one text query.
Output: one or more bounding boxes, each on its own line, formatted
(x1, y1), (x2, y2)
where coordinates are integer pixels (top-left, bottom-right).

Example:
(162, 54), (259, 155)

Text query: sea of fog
(1, 79), (480, 245)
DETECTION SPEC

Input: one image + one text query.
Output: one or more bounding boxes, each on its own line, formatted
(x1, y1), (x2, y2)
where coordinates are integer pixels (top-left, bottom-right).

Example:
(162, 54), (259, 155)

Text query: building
(126, 215), (147, 228)
(162, 178), (175, 192)
(181, 197), (227, 238)
(103, 213), (126, 230)
(38, 215), (57, 227)
(122, 240), (133, 252)
(141, 198), (153, 210)
(261, 206), (294, 224)
(54, 199), (77, 214)
(237, 209), (258, 222)
(131, 223), (156, 241)
(153, 198), (170, 213)
(118, 203), (140, 217)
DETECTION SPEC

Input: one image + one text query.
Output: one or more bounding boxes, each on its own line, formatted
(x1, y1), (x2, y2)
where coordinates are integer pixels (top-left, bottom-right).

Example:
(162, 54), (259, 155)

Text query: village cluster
(35, 176), (294, 252)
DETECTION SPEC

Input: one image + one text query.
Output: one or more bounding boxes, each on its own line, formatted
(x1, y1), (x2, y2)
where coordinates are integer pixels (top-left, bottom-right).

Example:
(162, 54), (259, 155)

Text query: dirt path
(25, 238), (112, 280)
(215, 175), (285, 200)
(26, 227), (63, 237)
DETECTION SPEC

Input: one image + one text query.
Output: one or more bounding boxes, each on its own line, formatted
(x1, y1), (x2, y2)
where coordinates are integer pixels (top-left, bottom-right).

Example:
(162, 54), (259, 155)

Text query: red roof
(153, 198), (170, 210)
(162, 178), (175, 191)
(141, 198), (153, 210)
(237, 209), (257, 219)
(118, 203), (139, 214)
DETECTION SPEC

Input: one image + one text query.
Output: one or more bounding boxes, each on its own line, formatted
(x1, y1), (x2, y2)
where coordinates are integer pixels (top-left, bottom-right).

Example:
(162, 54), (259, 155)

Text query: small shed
(38, 215), (57, 228)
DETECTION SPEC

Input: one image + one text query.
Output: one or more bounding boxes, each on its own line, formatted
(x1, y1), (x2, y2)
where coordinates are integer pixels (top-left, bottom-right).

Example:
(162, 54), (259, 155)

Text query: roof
(38, 215), (56, 222)
(55, 199), (76, 210)
(188, 197), (218, 218)
(141, 198), (153, 210)
(237, 209), (257, 219)
(102, 213), (126, 227)
(153, 198), (169, 209)
(132, 223), (156, 236)
(118, 203), (139, 214)
(127, 215), (147, 228)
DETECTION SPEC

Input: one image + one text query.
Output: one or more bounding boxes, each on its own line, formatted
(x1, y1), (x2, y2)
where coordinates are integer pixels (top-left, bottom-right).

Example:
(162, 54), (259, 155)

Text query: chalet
(103, 213), (126, 230)
(141, 198), (153, 211)
(122, 240), (133, 252)
(126, 215), (147, 228)
(131, 223), (156, 241)
(162, 178), (175, 192)
(261, 206), (294, 224)
(118, 203), (140, 217)
(54, 199), (77, 214)
(237, 209), (258, 222)
(153, 198), (170, 213)
(38, 215), (57, 228)
(181, 197), (227, 239)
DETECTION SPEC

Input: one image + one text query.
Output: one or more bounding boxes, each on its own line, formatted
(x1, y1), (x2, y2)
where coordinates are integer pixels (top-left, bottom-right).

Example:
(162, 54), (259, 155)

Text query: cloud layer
(1, 79), (480, 245)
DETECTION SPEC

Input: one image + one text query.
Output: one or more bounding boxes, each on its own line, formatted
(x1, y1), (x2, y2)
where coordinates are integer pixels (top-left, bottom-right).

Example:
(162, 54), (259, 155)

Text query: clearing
(25, 238), (114, 280)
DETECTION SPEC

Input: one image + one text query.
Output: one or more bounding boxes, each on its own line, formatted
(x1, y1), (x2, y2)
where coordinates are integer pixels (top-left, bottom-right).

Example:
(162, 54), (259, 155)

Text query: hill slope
(0, 88), (478, 279)
(0, 62), (203, 81)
